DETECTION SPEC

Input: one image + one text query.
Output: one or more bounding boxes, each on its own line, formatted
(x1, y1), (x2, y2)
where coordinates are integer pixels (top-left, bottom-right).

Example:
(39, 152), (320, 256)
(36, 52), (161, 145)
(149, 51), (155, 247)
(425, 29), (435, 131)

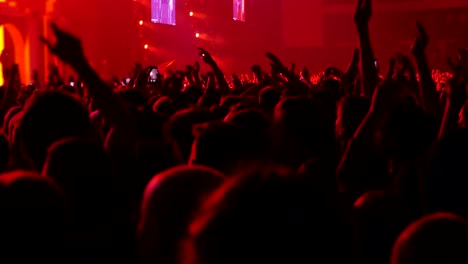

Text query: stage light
(195, 33), (200, 38)
(189, 11), (194, 17)
(139, 20), (144, 25)
(144, 44), (149, 49)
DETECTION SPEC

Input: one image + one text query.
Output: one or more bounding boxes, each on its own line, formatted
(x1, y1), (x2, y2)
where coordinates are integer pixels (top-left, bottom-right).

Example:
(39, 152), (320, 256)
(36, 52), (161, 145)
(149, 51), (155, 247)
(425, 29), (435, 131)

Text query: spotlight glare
(139, 20), (144, 25)
(189, 11), (194, 17)
(144, 44), (149, 49)
(195, 33), (200, 38)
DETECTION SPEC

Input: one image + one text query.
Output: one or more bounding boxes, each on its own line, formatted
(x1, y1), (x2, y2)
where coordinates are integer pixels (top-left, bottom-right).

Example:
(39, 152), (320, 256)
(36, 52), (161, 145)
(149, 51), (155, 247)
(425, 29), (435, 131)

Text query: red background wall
(49, 0), (468, 78)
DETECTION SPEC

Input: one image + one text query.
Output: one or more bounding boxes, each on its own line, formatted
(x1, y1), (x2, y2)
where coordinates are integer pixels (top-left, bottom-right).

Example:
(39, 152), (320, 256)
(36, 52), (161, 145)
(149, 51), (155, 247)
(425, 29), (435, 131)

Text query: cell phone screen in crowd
(149, 68), (158, 83)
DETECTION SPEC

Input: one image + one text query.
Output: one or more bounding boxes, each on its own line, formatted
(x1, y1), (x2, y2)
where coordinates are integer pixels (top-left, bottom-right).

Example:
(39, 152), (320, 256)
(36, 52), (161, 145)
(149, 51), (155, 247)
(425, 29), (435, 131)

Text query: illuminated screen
(151, 0), (176, 25)
(233, 0), (245, 22)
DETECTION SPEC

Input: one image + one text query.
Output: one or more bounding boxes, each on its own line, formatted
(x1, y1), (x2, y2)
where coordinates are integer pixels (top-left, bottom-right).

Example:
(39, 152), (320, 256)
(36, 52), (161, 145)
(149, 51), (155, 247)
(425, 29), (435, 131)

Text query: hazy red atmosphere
(2, 0), (468, 263)
(15, 0), (464, 79)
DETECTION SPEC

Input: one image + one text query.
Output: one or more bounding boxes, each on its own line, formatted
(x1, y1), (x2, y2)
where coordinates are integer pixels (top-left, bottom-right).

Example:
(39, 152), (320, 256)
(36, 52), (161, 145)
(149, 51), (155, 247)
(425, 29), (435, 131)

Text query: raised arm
(338, 58), (397, 202)
(41, 23), (136, 151)
(266, 52), (309, 95)
(439, 52), (468, 139)
(251, 65), (264, 83)
(342, 49), (360, 97)
(354, 0), (378, 97)
(1, 64), (20, 115)
(198, 48), (229, 94)
(411, 22), (441, 117)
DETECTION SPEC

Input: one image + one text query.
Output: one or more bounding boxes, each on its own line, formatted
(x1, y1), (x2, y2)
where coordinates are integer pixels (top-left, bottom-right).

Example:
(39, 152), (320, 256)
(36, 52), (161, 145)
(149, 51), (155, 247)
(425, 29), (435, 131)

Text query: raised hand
(354, 0), (372, 27)
(266, 52), (289, 78)
(185, 65), (194, 75)
(411, 22), (429, 55)
(251, 64), (263, 82)
(439, 53), (468, 138)
(194, 61), (200, 74)
(288, 62), (296, 77)
(198, 47), (215, 65)
(185, 65), (195, 85)
(40, 23), (86, 65)
(370, 58), (398, 113)
(448, 50), (467, 85)
(301, 66), (311, 83)
(232, 74), (244, 90)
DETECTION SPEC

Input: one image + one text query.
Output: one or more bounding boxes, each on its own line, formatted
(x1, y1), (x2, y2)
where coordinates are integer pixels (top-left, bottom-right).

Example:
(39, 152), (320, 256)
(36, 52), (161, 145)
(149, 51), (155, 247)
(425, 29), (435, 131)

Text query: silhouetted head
(153, 96), (176, 116)
(43, 138), (112, 221)
(321, 78), (341, 101)
(274, 97), (335, 167)
(198, 94), (220, 109)
(336, 96), (371, 140)
(353, 189), (420, 264)
(259, 86), (281, 115)
(182, 167), (351, 264)
(391, 213), (468, 264)
(138, 165), (224, 264)
(220, 96), (242, 111)
(167, 108), (214, 163)
(3, 106), (22, 137)
(0, 171), (66, 263)
(190, 119), (269, 173)
(381, 100), (437, 161)
(182, 85), (204, 107)
(225, 108), (271, 131)
(17, 91), (92, 170)
(59, 85), (79, 98)
(116, 89), (148, 110)
(423, 129), (468, 218)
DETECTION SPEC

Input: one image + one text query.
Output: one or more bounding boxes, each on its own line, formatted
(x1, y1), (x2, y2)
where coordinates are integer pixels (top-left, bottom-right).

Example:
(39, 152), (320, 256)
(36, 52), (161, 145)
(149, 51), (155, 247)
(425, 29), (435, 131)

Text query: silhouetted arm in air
(193, 61), (202, 87)
(439, 51), (468, 139)
(338, 58), (396, 202)
(1, 64), (20, 116)
(198, 48), (230, 94)
(342, 49), (360, 97)
(41, 23), (136, 152)
(411, 23), (441, 118)
(355, 0), (378, 97)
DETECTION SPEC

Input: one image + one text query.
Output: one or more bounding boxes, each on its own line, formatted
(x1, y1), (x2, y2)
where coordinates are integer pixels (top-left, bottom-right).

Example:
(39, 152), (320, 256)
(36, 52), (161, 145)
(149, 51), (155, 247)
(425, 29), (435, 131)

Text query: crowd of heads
(0, 0), (466, 263)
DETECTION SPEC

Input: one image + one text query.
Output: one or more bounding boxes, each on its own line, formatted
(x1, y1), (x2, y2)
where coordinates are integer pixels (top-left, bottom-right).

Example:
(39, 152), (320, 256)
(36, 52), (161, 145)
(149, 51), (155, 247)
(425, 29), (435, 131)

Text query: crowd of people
(0, 0), (467, 263)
